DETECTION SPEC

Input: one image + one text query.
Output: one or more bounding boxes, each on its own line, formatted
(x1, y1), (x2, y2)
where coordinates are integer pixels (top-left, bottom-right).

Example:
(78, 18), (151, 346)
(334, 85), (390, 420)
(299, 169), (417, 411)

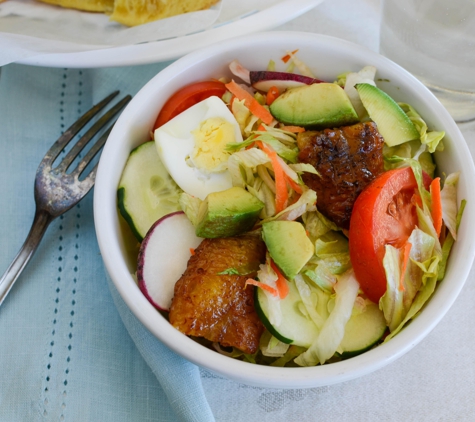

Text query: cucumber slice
(339, 301), (387, 358)
(118, 141), (182, 242)
(356, 83), (420, 147)
(254, 280), (319, 347)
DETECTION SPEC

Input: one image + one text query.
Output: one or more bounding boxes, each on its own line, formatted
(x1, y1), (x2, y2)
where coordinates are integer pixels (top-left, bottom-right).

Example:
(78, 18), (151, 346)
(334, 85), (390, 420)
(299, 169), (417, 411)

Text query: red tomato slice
(349, 167), (423, 303)
(153, 80), (227, 129)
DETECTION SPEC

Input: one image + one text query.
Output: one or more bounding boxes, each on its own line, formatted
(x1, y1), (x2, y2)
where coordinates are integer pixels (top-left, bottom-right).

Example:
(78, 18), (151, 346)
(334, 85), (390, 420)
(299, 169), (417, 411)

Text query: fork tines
(43, 91), (132, 174)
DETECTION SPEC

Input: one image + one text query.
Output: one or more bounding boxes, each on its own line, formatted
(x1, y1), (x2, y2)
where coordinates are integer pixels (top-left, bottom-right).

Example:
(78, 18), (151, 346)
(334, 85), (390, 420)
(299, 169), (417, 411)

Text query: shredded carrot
(225, 80), (273, 125)
(430, 177), (443, 237)
(257, 124), (266, 132)
(266, 86), (280, 105)
(190, 248), (195, 255)
(281, 49), (299, 63)
(256, 141), (288, 212)
(270, 260), (289, 299)
(245, 141), (256, 150)
(279, 125), (306, 133)
(245, 279), (278, 296)
(399, 242), (412, 291)
(285, 174), (303, 195)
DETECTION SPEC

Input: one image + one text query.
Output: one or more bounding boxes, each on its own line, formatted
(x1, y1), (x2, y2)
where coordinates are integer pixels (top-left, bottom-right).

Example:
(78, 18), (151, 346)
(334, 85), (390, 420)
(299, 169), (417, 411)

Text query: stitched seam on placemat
(40, 68), (70, 419)
(39, 69), (85, 421)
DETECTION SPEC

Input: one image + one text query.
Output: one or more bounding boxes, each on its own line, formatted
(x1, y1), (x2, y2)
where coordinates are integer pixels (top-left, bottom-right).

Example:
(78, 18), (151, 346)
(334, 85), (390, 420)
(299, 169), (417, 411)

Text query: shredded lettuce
(260, 333), (290, 358)
(259, 125), (298, 145)
(261, 188), (316, 223)
(289, 162), (320, 176)
(383, 102), (444, 176)
(270, 345), (306, 367)
(384, 254), (440, 341)
(438, 198), (465, 280)
(380, 228), (436, 332)
(302, 211), (333, 241)
(227, 133), (298, 163)
(399, 103), (445, 153)
(294, 275), (326, 329)
(417, 206), (442, 259)
(304, 264), (337, 293)
(227, 147), (270, 187)
(231, 98), (251, 132)
(440, 172), (460, 240)
(380, 245), (405, 332)
(344, 65), (377, 118)
(294, 270), (359, 366)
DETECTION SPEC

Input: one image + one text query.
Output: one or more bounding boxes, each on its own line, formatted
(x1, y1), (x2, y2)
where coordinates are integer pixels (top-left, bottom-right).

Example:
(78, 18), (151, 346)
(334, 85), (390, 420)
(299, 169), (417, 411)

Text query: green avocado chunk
(195, 186), (264, 238)
(356, 83), (420, 147)
(269, 82), (359, 128)
(262, 221), (314, 280)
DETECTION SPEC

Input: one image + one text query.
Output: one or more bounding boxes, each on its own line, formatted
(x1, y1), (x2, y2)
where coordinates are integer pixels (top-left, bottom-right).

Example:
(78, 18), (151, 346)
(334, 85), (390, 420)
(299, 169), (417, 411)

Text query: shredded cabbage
(441, 172), (460, 240)
(344, 65), (377, 118)
(294, 270), (359, 366)
(294, 275), (326, 329)
(260, 334), (290, 357)
(399, 103), (445, 153)
(380, 228), (436, 332)
(261, 188), (316, 223)
(385, 254), (440, 341)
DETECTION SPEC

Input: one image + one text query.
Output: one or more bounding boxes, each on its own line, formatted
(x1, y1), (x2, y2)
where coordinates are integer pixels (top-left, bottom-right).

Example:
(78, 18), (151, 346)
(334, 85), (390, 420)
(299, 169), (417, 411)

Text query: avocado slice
(262, 221), (314, 280)
(356, 83), (420, 147)
(269, 83), (359, 129)
(195, 186), (264, 238)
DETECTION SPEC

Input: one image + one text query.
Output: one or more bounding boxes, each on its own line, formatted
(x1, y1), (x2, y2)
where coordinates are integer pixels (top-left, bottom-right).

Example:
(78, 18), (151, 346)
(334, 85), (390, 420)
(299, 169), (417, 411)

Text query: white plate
(15, 0), (324, 68)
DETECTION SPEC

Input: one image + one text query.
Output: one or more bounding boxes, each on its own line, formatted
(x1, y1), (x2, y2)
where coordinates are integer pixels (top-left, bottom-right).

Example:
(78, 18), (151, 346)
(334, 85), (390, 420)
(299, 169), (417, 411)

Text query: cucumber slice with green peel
(118, 141), (182, 242)
(255, 280), (319, 347)
(339, 301), (387, 358)
(356, 83), (420, 147)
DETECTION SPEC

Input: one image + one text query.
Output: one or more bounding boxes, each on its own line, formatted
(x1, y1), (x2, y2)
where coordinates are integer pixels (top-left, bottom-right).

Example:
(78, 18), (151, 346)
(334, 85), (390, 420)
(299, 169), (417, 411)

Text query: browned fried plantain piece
(169, 233), (266, 354)
(297, 122), (385, 229)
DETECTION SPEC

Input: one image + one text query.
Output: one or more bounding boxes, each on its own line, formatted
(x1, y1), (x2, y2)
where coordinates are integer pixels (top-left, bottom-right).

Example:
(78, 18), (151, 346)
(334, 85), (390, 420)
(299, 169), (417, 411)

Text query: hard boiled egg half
(154, 96), (243, 200)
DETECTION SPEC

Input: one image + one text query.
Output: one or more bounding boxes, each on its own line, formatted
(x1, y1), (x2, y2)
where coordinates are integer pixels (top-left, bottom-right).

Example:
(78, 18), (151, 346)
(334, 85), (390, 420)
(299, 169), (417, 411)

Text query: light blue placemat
(0, 62), (214, 422)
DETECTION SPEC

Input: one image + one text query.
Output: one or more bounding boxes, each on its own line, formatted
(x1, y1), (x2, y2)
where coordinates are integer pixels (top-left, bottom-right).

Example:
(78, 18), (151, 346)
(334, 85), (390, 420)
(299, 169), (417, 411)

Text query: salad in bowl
(94, 32), (475, 388)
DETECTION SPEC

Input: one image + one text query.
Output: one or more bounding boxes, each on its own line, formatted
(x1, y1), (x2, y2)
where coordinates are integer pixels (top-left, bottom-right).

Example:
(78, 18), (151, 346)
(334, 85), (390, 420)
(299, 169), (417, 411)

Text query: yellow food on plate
(37, 0), (113, 13)
(110, 0), (219, 27)
(34, 0), (219, 26)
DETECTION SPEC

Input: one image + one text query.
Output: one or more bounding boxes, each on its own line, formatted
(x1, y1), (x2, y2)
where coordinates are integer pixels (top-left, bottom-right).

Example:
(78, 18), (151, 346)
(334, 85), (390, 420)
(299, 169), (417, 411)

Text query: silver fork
(0, 91), (131, 306)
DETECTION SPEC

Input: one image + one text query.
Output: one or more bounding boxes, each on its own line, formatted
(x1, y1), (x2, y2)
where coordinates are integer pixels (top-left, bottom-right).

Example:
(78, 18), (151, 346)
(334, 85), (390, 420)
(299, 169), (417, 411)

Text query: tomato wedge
(153, 80), (227, 129)
(349, 167), (423, 303)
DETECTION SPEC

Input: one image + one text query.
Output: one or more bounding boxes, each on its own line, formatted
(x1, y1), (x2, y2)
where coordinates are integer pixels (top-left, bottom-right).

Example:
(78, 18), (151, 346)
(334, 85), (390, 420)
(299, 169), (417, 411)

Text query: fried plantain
(169, 233), (266, 354)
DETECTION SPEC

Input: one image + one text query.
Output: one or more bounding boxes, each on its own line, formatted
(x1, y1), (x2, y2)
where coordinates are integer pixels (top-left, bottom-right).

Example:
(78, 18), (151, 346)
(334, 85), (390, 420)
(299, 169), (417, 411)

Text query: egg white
(154, 96), (243, 200)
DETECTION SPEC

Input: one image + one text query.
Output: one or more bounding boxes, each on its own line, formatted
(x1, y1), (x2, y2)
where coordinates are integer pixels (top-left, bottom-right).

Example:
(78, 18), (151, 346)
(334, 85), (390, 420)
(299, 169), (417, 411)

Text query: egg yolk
(190, 117), (236, 173)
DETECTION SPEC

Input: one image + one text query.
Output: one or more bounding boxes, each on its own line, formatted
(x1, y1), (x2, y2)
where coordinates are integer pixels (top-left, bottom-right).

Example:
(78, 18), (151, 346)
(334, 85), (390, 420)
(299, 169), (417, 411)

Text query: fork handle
(0, 209), (53, 307)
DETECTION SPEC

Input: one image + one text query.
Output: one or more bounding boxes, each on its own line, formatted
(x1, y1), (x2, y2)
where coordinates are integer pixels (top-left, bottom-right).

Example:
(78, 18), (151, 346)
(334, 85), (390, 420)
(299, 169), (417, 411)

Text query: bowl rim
(94, 30), (475, 389)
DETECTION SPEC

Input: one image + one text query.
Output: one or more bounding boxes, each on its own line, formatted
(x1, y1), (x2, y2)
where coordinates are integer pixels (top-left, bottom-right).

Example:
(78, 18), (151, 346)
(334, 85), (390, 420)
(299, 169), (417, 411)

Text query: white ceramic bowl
(94, 31), (475, 389)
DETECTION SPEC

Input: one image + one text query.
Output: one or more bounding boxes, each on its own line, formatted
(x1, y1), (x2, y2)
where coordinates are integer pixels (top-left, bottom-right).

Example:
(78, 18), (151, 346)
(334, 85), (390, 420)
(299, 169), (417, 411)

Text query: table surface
(1, 0), (475, 421)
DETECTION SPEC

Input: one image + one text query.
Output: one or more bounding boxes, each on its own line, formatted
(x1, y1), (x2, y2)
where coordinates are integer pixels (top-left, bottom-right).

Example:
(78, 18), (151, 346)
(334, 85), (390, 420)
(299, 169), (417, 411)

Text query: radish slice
(250, 71), (323, 92)
(137, 211), (203, 312)
(229, 59), (251, 84)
